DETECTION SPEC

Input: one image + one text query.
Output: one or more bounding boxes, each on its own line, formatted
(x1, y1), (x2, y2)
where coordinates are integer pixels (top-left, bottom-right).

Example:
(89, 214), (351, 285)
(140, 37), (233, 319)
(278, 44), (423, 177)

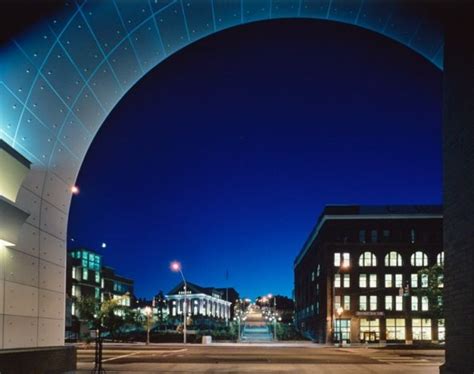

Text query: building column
(441, 4), (474, 373)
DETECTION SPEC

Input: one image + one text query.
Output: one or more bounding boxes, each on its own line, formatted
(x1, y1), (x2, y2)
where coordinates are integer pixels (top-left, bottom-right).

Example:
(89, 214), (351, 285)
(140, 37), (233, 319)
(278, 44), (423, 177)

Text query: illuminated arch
(0, 0), (443, 349)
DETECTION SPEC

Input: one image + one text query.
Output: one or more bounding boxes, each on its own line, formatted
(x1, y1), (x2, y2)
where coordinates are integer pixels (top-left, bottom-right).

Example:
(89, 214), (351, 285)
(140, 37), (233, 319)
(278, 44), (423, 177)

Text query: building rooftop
(294, 204), (442, 267)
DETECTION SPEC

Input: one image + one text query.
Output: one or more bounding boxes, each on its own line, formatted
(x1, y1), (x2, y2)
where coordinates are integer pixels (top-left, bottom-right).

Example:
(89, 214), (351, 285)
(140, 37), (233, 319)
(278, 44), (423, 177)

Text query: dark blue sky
(68, 19), (442, 300)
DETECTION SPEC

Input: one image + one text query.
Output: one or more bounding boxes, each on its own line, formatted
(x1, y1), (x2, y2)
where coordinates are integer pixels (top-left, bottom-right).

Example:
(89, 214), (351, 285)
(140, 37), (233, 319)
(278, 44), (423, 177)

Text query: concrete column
(441, 4), (474, 374)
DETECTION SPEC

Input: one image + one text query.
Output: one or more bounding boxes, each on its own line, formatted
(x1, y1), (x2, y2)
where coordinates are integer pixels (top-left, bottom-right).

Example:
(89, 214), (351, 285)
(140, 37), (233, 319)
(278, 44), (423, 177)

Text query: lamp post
(333, 260), (349, 344)
(171, 261), (187, 344)
(144, 306), (152, 345)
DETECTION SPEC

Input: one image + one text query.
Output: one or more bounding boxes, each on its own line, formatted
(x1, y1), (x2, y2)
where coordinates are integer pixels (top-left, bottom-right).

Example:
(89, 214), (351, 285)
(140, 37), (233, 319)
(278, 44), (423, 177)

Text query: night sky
(68, 19), (442, 301)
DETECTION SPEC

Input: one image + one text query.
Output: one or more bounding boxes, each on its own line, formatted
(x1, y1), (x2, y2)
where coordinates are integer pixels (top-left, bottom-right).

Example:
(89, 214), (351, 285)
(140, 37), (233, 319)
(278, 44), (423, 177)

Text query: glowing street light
(170, 261), (187, 344)
(101, 242), (107, 249)
(144, 306), (152, 345)
(71, 185), (80, 195)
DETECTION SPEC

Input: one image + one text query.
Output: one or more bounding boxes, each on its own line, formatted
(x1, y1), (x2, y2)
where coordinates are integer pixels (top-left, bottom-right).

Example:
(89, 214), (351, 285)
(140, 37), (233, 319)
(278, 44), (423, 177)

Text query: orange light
(71, 185), (79, 195)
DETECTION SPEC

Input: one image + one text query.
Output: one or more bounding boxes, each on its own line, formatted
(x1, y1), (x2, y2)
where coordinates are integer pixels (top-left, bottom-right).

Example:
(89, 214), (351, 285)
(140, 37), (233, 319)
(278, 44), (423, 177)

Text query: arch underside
(0, 0), (443, 349)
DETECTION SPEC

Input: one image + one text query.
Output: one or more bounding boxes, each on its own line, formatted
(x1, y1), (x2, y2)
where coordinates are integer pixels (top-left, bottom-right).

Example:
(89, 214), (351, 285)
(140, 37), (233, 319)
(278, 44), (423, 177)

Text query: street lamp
(333, 260), (350, 345)
(268, 294), (277, 341)
(144, 306), (152, 345)
(170, 261), (187, 344)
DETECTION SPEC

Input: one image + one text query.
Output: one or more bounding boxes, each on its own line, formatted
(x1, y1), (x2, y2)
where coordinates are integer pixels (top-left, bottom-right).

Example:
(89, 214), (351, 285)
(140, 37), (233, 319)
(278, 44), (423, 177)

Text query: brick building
(294, 205), (443, 344)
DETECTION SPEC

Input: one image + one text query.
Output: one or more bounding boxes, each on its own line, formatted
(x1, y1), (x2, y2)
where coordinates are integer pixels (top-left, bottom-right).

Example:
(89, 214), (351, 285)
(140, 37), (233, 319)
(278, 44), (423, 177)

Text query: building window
(437, 252), (444, 266)
(359, 230), (366, 243)
(343, 295), (350, 310)
(95, 271), (100, 284)
(334, 253), (340, 266)
(385, 274), (393, 288)
(72, 285), (78, 297)
(343, 274), (350, 288)
(411, 274), (418, 288)
(410, 229), (416, 244)
(335, 295), (341, 309)
(359, 295), (367, 311)
(316, 301), (320, 314)
(359, 274), (367, 288)
(334, 319), (351, 342)
(395, 274), (403, 288)
(385, 295), (393, 310)
(383, 229), (391, 241)
(385, 251), (402, 267)
(370, 295), (377, 311)
(421, 274), (428, 288)
(359, 252), (377, 267)
(412, 318), (432, 340)
(311, 271), (315, 282)
(438, 319), (445, 341)
(82, 268), (88, 281)
(360, 318), (380, 341)
(316, 264), (321, 277)
(370, 230), (378, 243)
(421, 296), (429, 311)
(95, 287), (100, 299)
(395, 296), (403, 311)
(411, 296), (419, 311)
(386, 318), (405, 340)
(369, 274), (377, 288)
(411, 251), (428, 266)
(334, 274), (341, 288)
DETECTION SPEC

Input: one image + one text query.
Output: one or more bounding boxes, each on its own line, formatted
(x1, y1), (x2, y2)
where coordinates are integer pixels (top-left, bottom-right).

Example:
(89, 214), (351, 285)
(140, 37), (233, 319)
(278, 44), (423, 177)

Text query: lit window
(395, 296), (403, 311)
(311, 271), (315, 281)
(334, 274), (341, 288)
(316, 264), (321, 277)
(370, 295), (377, 311)
(411, 296), (419, 311)
(359, 252), (377, 267)
(343, 274), (350, 288)
(395, 274), (403, 288)
(411, 274), (418, 288)
(343, 295), (350, 310)
(369, 274), (377, 288)
(385, 251), (402, 267)
(385, 295), (393, 310)
(386, 318), (405, 340)
(437, 252), (444, 266)
(360, 318), (380, 341)
(82, 268), (88, 281)
(342, 253), (350, 267)
(95, 287), (100, 299)
(438, 275), (444, 288)
(411, 251), (428, 266)
(359, 274), (367, 288)
(412, 318), (431, 340)
(438, 319), (445, 341)
(359, 295), (367, 311)
(421, 296), (429, 311)
(335, 295), (341, 309)
(95, 272), (100, 284)
(421, 274), (428, 288)
(385, 274), (392, 288)
(334, 253), (341, 266)
(72, 267), (77, 280)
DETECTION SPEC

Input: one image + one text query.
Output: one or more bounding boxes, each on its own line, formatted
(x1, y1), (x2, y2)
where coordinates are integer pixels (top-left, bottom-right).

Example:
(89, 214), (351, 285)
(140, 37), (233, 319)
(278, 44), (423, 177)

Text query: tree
(414, 264), (444, 318)
(74, 295), (129, 341)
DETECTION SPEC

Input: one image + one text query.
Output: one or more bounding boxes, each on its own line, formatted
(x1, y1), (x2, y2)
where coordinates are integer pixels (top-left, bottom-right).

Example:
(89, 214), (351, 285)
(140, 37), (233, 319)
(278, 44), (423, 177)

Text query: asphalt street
(75, 343), (444, 373)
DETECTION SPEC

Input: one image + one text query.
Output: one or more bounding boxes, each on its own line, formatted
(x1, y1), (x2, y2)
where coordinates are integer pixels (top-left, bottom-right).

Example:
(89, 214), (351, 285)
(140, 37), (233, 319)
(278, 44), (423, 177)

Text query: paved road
(75, 343), (444, 373)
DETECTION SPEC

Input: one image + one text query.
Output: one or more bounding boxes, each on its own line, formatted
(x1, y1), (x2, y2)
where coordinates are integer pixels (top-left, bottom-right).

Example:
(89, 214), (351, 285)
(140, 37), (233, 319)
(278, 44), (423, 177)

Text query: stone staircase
(240, 308), (273, 342)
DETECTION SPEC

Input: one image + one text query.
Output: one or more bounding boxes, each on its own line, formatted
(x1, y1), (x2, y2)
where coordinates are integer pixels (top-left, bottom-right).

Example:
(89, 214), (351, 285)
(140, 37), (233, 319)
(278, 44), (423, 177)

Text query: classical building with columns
(166, 282), (232, 325)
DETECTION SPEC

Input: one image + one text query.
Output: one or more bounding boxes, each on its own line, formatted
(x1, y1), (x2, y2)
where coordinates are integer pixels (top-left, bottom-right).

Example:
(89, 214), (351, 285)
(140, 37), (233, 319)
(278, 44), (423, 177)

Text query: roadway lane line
(102, 351), (140, 362)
